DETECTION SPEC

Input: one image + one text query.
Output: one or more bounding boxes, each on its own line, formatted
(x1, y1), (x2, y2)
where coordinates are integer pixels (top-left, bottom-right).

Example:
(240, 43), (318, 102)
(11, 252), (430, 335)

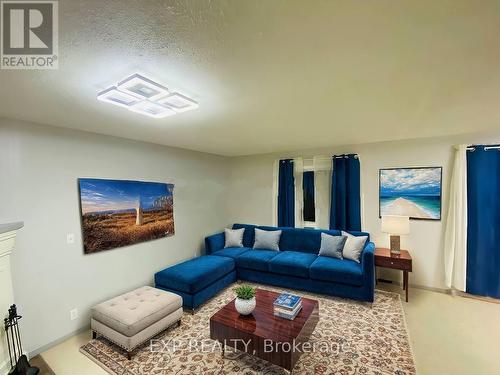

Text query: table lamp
(381, 215), (410, 255)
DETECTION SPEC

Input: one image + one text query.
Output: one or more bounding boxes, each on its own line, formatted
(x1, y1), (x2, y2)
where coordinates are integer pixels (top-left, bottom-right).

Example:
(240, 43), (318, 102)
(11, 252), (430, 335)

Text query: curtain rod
(301, 156), (331, 162)
(466, 145), (500, 152)
(333, 154), (359, 159)
(280, 154), (359, 162)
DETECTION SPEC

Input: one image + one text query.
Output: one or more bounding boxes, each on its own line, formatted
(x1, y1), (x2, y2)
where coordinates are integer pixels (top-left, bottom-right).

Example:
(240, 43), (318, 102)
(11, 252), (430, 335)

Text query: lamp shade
(381, 215), (410, 235)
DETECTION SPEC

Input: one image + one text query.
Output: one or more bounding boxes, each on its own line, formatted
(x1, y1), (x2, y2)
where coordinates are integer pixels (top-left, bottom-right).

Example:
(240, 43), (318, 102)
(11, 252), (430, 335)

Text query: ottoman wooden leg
(92, 331), (97, 339)
(127, 351), (132, 360)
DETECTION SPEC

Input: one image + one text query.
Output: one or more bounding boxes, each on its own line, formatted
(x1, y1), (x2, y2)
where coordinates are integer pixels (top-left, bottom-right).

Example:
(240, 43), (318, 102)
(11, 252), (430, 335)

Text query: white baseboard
(28, 324), (90, 358)
(378, 279), (450, 294)
(391, 282), (500, 304)
(409, 282), (450, 294)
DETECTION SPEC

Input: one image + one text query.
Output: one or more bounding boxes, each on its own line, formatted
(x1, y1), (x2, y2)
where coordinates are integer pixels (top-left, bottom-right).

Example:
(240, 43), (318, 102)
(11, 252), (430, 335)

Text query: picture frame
(379, 167), (442, 220)
(78, 178), (175, 254)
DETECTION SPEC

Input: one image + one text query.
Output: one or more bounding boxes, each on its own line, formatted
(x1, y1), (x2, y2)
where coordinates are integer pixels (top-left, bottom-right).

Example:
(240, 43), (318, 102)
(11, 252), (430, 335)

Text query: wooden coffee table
(210, 289), (319, 373)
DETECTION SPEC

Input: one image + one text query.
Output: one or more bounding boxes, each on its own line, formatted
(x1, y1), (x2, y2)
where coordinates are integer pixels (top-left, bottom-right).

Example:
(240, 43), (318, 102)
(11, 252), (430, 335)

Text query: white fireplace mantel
(0, 222), (24, 234)
(0, 222), (23, 256)
(0, 222), (23, 375)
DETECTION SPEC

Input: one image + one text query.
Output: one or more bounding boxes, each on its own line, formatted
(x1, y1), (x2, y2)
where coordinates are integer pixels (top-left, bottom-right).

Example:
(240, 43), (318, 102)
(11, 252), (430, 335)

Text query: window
(302, 171), (315, 222)
(273, 156), (332, 229)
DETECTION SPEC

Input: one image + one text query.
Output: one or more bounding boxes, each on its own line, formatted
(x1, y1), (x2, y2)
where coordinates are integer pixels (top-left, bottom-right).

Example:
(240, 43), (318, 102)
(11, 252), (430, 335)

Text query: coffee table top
(210, 288), (319, 343)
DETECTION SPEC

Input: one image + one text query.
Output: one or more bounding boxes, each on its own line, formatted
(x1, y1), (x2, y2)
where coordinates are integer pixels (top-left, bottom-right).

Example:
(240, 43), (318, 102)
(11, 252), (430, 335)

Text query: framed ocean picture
(78, 178), (175, 254)
(379, 167), (442, 220)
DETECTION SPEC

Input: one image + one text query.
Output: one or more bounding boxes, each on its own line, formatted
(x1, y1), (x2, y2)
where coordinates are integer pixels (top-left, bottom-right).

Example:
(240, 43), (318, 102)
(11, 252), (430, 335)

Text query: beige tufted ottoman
(91, 286), (183, 359)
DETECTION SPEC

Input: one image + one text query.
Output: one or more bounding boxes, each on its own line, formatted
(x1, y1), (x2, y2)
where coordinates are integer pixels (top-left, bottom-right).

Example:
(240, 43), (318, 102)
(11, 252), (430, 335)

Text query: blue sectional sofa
(155, 223), (375, 310)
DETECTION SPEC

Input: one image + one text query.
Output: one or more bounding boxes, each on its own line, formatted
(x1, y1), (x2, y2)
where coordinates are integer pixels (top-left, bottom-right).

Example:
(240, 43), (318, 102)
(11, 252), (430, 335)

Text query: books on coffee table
(274, 302), (302, 320)
(273, 293), (302, 320)
(274, 293), (301, 309)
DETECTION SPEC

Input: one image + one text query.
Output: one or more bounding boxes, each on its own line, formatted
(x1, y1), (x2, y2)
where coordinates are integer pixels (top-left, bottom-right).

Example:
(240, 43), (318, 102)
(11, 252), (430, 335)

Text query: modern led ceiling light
(97, 73), (198, 118)
(97, 87), (143, 108)
(156, 92), (199, 113)
(130, 100), (176, 118)
(117, 74), (169, 101)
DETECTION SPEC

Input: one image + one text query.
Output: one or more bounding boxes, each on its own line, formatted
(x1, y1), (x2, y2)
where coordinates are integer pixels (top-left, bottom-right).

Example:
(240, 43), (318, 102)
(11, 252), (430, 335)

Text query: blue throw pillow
(318, 233), (347, 259)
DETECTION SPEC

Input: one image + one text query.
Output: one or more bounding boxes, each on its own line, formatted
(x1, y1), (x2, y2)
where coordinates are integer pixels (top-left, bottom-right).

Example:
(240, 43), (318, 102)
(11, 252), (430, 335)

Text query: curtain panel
(313, 156), (333, 229)
(466, 145), (500, 298)
(278, 159), (295, 227)
(293, 158), (304, 228)
(443, 145), (468, 291)
(329, 154), (361, 231)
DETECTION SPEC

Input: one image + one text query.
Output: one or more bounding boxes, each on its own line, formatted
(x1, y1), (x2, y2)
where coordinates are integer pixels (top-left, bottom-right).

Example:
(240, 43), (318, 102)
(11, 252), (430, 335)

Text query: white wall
(0, 119), (230, 354)
(225, 132), (500, 290)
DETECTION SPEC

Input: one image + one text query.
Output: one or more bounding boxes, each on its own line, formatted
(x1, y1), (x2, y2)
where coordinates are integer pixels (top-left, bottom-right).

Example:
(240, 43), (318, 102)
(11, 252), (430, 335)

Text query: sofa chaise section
(154, 255), (236, 310)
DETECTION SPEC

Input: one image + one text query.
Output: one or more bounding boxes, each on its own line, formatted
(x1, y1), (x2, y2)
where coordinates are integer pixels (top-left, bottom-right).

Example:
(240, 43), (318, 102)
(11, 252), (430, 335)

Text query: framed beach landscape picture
(379, 167), (442, 220)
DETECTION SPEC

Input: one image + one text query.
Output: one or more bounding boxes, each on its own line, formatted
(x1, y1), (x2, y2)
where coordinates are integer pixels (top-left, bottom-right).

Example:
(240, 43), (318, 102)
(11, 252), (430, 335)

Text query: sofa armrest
(205, 232), (225, 254)
(361, 241), (375, 280)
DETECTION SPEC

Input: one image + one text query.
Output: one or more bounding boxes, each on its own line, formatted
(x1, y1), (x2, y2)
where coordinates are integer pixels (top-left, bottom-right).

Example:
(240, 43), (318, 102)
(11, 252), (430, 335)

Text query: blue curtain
(466, 145), (500, 298)
(303, 171), (315, 222)
(278, 159), (295, 227)
(329, 154), (361, 231)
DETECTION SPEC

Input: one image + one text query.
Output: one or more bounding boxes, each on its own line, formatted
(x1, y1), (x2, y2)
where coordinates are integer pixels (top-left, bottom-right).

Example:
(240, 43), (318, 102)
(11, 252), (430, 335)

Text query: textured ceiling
(1, 0), (500, 156)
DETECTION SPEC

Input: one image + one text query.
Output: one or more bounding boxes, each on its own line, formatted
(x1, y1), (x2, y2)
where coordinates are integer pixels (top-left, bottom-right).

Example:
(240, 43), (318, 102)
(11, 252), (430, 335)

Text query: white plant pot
(235, 297), (256, 315)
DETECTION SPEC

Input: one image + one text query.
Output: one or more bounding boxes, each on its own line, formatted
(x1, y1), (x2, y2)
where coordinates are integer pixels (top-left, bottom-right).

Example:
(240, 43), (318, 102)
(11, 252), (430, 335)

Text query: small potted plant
(234, 284), (256, 315)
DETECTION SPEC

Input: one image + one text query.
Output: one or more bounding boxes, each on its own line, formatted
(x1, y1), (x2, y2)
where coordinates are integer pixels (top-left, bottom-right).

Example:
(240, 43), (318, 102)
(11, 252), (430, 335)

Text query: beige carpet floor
(80, 283), (415, 374)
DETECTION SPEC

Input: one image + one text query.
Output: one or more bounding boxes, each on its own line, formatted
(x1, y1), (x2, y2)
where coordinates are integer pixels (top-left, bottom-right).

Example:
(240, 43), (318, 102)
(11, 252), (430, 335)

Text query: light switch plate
(66, 233), (75, 244)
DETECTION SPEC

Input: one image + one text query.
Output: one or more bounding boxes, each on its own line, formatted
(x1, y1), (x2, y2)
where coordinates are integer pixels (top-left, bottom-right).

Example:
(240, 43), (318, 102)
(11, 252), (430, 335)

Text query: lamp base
(390, 235), (401, 255)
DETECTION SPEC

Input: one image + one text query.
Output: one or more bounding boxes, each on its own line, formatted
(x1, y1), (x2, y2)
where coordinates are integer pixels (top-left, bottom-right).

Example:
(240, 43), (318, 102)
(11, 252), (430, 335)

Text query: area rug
(80, 283), (416, 374)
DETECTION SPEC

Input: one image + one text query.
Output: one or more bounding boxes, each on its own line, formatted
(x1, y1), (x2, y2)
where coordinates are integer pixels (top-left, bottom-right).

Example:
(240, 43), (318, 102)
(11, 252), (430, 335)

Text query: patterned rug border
(79, 345), (119, 375)
(80, 285), (416, 375)
(391, 289), (417, 373)
(376, 287), (417, 373)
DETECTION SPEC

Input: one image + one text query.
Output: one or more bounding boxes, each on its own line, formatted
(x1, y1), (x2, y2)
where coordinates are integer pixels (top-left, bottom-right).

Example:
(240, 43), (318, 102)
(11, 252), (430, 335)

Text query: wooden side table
(374, 248), (412, 302)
